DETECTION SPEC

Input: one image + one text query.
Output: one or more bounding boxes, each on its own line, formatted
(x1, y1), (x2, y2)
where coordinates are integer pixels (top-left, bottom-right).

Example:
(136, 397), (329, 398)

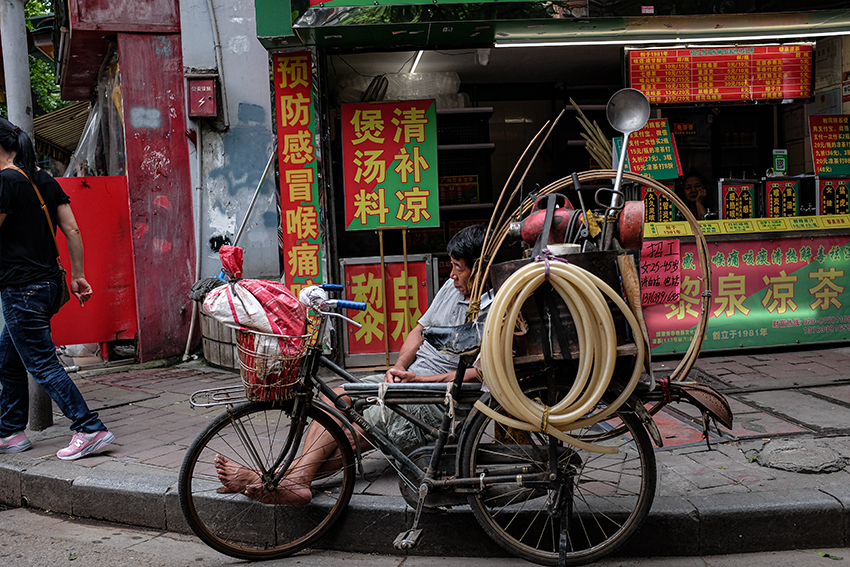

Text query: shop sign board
(274, 51), (324, 297)
(817, 178), (850, 215)
(810, 114), (850, 176)
(342, 258), (431, 356)
(641, 181), (677, 223)
(439, 174), (479, 205)
(627, 44), (812, 105)
(719, 179), (756, 220)
(341, 100), (440, 231)
(643, 234), (850, 353)
(763, 178), (799, 217)
(613, 118), (682, 180)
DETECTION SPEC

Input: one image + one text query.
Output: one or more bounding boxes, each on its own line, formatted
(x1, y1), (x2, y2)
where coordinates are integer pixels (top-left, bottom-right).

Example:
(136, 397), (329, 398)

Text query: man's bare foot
(214, 454), (260, 493)
(244, 477), (313, 506)
(214, 454), (313, 505)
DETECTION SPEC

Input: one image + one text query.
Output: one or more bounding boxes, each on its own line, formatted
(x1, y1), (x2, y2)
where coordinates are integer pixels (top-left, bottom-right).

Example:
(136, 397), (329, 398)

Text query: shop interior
(324, 44), (817, 270)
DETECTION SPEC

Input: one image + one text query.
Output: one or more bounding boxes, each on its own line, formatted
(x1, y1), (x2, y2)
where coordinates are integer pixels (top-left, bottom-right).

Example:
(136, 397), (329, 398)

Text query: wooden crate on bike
(235, 328), (311, 401)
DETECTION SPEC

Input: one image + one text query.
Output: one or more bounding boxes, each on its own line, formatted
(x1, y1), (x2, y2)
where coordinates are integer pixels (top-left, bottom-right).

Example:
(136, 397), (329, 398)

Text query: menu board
(642, 183), (677, 223)
(817, 178), (850, 215)
(613, 118), (682, 180)
(628, 44), (812, 105)
(810, 115), (850, 176)
(719, 180), (756, 220)
(763, 179), (799, 218)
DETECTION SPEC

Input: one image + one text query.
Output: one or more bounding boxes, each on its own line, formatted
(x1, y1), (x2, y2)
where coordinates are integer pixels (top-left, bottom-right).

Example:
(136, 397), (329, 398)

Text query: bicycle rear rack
(189, 385), (248, 407)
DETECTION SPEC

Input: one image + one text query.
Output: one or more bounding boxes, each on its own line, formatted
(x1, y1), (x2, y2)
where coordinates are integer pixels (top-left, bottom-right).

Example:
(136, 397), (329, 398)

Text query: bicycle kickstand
(393, 483), (428, 550)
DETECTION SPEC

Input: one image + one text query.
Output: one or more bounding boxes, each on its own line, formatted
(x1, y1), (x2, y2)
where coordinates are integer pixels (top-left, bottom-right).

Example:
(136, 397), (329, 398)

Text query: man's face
(450, 256), (472, 299)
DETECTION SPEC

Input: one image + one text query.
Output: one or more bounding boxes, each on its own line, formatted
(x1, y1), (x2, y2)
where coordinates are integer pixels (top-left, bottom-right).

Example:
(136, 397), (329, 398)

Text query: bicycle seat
(421, 310), (488, 356)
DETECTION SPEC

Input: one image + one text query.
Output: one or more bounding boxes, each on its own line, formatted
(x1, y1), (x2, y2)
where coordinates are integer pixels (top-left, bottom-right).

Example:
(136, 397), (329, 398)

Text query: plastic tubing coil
(476, 259), (645, 454)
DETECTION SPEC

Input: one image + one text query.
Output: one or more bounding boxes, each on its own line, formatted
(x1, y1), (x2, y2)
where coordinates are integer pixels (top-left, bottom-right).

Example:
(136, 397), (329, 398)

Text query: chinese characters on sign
(615, 119), (682, 180)
(640, 239), (681, 305)
(344, 261), (429, 355)
(641, 183), (677, 223)
(341, 101), (440, 231)
(818, 178), (850, 215)
(763, 179), (799, 218)
(720, 182), (755, 219)
(274, 52), (323, 297)
(809, 115), (850, 176)
(628, 44), (812, 104)
(643, 235), (850, 353)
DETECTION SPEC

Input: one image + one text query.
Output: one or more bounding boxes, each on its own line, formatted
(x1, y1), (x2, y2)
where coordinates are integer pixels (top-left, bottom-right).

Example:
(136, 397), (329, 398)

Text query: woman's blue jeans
(0, 278), (106, 437)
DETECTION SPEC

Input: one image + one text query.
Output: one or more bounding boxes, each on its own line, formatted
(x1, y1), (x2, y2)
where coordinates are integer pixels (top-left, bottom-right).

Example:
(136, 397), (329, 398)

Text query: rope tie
(534, 248), (569, 282)
(366, 381), (391, 423)
(444, 382), (458, 436)
(660, 377), (673, 404)
(541, 405), (550, 432)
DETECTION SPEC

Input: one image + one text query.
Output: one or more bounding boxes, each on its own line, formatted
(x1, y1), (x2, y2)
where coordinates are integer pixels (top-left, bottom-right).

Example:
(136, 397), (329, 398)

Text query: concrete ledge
(20, 460), (80, 514)
(71, 471), (175, 529)
(0, 461), (23, 506)
(690, 489), (843, 555)
(622, 495), (700, 557)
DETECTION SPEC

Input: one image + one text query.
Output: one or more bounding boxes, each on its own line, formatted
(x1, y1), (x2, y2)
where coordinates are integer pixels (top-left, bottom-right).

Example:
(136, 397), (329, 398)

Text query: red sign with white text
(628, 44), (812, 104)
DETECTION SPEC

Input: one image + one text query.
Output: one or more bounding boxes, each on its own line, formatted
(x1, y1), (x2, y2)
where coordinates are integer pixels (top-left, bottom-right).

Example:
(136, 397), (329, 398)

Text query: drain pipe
(184, 127), (205, 361)
(205, 0), (230, 130)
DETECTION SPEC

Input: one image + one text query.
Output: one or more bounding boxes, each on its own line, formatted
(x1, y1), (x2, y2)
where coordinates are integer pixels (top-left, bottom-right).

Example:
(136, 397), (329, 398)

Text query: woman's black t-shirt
(0, 168), (71, 288)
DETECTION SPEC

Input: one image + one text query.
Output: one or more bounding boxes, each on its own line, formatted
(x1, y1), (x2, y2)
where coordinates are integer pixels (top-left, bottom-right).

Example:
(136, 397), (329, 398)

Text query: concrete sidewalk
(2, 345), (850, 559)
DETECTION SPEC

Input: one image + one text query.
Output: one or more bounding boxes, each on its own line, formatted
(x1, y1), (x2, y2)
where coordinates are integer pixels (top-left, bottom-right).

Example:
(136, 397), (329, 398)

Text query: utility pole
(0, 0), (34, 135)
(0, 0), (52, 430)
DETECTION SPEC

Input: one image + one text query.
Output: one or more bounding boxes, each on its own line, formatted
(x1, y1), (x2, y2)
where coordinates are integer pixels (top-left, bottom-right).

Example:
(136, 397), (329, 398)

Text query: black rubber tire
(178, 401), (355, 560)
(460, 393), (656, 566)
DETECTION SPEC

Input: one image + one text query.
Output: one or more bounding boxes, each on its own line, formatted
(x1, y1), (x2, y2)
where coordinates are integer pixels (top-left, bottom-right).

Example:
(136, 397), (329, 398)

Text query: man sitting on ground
(215, 225), (491, 504)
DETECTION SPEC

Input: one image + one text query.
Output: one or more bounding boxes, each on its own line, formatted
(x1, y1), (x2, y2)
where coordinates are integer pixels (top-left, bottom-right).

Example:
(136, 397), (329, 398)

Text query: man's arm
(385, 322), (479, 383)
(384, 323), (425, 381)
(56, 204), (92, 304)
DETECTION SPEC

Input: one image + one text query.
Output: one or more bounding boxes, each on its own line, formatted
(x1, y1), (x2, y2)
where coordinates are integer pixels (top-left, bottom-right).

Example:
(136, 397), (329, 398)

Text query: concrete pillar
(0, 0), (51, 429)
(0, 0), (34, 135)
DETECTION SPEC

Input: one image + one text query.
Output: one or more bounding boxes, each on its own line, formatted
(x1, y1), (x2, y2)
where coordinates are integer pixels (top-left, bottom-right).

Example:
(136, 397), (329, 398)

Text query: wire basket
(235, 328), (311, 402)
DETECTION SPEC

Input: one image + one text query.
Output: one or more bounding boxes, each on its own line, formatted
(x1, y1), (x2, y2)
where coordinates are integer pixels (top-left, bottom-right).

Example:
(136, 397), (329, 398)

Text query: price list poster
(628, 44), (812, 104)
(810, 115), (850, 177)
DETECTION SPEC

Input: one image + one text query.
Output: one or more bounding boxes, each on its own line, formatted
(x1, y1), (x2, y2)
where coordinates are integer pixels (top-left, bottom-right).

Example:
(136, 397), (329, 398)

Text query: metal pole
(0, 0), (34, 136)
(378, 230), (390, 369)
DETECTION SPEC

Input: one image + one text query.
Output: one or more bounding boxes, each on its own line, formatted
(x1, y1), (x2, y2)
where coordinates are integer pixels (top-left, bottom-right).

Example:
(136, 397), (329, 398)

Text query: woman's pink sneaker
(56, 430), (114, 461)
(0, 432), (32, 453)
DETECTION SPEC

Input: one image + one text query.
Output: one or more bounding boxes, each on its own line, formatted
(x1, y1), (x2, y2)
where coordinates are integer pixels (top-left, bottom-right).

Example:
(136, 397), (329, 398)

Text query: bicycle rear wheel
(179, 401), (355, 560)
(460, 392), (655, 566)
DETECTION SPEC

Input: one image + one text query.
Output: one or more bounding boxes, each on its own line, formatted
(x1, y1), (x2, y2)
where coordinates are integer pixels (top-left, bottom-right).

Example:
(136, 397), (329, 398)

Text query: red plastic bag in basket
(205, 246), (308, 400)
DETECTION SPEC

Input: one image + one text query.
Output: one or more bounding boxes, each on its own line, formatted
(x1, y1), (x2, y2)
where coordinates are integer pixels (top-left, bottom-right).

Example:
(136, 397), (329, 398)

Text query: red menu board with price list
(628, 44), (812, 105)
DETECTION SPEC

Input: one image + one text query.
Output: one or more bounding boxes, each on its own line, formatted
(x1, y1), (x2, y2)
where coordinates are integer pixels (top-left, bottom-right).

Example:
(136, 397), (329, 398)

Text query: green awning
(257, 5), (850, 50)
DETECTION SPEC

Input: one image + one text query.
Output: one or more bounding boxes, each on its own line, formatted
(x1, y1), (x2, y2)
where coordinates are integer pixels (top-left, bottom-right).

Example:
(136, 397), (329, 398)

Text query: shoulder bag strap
(2, 165), (63, 258)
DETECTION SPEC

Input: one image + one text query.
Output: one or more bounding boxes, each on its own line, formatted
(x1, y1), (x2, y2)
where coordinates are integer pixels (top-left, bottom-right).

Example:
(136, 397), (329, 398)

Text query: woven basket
(235, 329), (310, 401)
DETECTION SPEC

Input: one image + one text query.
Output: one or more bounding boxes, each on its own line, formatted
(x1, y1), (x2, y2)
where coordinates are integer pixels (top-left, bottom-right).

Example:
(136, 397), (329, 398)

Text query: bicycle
(178, 275), (731, 566)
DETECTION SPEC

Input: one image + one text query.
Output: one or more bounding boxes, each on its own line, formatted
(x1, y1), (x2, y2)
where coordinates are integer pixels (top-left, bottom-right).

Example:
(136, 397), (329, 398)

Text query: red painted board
(51, 176), (138, 346)
(119, 33), (196, 361)
(70, 0), (180, 32)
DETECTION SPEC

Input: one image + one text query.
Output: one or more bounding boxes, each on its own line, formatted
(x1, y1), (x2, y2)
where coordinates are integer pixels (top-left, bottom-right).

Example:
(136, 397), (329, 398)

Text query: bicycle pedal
(393, 529), (423, 550)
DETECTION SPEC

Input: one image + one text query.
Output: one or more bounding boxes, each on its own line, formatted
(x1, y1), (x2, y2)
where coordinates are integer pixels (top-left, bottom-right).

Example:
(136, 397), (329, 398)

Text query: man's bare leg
(215, 389), (371, 505)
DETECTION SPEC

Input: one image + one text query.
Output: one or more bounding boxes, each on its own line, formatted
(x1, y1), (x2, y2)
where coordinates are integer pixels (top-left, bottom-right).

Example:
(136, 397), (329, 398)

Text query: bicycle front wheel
(461, 397), (656, 566)
(178, 401), (355, 560)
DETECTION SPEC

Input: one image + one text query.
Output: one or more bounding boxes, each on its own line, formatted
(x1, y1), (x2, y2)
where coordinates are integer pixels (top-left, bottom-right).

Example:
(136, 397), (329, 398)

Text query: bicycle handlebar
(319, 284), (345, 291)
(327, 299), (367, 311)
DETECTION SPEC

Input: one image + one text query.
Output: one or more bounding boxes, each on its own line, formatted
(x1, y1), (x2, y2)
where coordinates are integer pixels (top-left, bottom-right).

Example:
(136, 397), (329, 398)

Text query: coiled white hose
(476, 258), (645, 454)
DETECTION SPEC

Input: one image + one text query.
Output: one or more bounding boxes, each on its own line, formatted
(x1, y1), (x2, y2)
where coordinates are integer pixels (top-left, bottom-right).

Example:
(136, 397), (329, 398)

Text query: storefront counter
(642, 215), (850, 354)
